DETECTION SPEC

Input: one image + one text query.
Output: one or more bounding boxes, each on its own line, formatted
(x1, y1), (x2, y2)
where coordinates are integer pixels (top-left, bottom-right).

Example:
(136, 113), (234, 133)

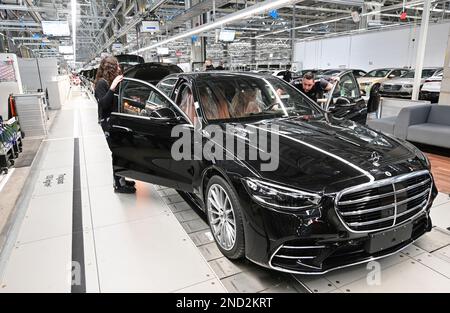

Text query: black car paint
(108, 72), (436, 274)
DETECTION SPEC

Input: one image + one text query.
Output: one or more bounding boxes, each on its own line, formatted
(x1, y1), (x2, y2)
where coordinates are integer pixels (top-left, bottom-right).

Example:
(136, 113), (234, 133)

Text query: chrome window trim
(118, 77), (193, 126)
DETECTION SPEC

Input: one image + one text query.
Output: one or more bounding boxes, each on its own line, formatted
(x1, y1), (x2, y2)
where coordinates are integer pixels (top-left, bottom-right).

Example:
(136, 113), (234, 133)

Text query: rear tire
(205, 176), (245, 259)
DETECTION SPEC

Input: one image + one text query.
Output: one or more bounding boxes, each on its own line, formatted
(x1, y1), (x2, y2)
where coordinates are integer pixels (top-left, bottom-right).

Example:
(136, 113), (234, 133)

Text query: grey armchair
(368, 104), (450, 149)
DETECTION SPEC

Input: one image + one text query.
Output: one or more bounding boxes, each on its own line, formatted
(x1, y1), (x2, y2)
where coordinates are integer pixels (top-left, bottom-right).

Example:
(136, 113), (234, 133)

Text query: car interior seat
(230, 88), (262, 117)
(199, 87), (230, 120)
(179, 89), (196, 123)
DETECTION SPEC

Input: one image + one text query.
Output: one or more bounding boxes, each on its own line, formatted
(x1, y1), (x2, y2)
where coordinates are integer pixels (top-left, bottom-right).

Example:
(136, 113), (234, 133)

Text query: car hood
(217, 117), (427, 194)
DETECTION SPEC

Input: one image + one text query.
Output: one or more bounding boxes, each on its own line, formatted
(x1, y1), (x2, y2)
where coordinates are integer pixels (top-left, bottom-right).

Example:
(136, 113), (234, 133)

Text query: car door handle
(112, 125), (133, 132)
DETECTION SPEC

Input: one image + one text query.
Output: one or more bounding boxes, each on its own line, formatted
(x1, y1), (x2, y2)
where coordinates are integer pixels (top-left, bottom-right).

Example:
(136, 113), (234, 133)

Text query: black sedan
(108, 72), (436, 274)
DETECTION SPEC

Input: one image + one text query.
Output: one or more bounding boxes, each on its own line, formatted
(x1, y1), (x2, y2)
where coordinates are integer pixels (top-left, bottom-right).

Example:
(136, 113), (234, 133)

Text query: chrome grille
(335, 171), (432, 232)
(383, 84), (402, 91)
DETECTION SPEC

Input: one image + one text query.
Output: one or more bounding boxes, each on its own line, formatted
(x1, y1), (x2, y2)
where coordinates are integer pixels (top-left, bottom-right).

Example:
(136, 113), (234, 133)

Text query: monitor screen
(41, 21), (70, 36)
(219, 29), (236, 42)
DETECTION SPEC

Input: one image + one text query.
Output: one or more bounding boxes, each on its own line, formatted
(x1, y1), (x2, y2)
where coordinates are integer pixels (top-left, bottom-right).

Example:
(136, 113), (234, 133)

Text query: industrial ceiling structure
(0, 0), (449, 68)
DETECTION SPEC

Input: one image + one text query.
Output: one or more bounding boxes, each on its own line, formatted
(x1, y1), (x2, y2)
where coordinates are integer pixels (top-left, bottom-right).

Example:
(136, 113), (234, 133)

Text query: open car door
(107, 77), (193, 190)
(324, 70), (368, 124)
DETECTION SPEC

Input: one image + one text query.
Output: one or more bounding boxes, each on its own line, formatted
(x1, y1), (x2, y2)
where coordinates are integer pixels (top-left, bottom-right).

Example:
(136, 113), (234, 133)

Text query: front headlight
(242, 178), (322, 210)
(401, 140), (431, 169)
(404, 84), (413, 89)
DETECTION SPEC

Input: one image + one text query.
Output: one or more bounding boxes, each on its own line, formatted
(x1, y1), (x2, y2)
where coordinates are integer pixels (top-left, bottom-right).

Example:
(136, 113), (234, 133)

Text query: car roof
(162, 71), (276, 81)
(368, 68), (405, 71)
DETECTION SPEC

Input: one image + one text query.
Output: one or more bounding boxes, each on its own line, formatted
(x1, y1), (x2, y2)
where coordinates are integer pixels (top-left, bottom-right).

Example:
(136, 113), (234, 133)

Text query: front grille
(383, 84), (402, 91)
(335, 171), (432, 232)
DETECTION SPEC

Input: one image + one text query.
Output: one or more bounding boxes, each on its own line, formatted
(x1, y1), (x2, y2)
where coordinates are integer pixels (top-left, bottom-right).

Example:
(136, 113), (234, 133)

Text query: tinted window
(402, 69), (438, 78)
(120, 80), (176, 117)
(353, 70), (366, 77)
(157, 77), (178, 96)
(365, 69), (390, 77)
(196, 75), (322, 121)
(177, 85), (197, 123)
(389, 70), (404, 78)
(333, 73), (360, 99)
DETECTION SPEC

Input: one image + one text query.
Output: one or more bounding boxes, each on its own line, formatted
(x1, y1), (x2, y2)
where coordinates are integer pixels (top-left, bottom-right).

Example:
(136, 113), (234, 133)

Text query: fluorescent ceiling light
(130, 0), (298, 54)
(254, 0), (435, 38)
(71, 0), (76, 64)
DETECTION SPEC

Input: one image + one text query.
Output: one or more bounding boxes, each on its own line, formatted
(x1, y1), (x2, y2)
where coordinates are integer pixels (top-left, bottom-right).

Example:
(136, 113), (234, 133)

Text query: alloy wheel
(207, 184), (237, 251)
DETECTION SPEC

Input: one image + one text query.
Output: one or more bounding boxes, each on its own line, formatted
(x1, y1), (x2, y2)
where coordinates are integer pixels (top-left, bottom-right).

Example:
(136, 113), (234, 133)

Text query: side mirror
(388, 74), (396, 78)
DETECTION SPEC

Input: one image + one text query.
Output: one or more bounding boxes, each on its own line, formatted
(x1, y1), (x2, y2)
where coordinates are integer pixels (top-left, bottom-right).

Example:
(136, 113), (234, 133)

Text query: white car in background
(379, 68), (442, 99)
(271, 70), (290, 78)
(419, 69), (444, 103)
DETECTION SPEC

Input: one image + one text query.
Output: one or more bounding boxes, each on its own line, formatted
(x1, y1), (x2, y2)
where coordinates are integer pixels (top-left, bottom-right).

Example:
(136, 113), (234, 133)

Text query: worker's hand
(110, 75), (124, 91)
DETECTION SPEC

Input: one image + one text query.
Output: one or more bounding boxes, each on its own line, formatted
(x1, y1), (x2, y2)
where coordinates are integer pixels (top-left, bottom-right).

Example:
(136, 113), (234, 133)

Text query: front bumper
(419, 91), (440, 103)
(380, 90), (412, 98)
(235, 178), (436, 275)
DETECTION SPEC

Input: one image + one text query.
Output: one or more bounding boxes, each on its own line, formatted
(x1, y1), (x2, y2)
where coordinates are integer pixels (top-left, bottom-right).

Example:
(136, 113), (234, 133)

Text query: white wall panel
(318, 36), (351, 69)
(294, 21), (450, 71)
(349, 27), (411, 69)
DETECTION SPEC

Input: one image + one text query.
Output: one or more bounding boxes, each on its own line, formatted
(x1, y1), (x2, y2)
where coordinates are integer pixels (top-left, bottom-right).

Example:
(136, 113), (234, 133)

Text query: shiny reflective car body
(107, 72), (436, 274)
(358, 68), (409, 97)
(419, 69), (443, 103)
(380, 68), (442, 99)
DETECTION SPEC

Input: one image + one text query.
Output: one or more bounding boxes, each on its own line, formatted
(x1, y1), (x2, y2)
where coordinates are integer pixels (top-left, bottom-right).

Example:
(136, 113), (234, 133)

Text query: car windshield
(402, 69), (438, 78)
(365, 69), (390, 77)
(196, 75), (323, 122)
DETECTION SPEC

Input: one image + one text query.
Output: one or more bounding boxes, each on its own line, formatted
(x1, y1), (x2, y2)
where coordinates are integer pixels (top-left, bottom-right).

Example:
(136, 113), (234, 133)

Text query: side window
(120, 80), (176, 117)
(176, 85), (196, 123)
(333, 73), (360, 99)
(390, 70), (403, 78)
(354, 70), (365, 77)
(157, 78), (178, 97)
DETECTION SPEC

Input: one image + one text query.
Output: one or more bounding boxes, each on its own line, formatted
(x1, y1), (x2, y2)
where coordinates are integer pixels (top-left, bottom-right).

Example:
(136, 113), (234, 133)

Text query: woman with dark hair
(94, 56), (136, 194)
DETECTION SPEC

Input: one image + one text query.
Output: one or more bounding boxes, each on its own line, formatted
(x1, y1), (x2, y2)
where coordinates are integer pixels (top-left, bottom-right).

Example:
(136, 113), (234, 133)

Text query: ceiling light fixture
(254, 0), (435, 39)
(71, 0), (76, 65)
(130, 0), (298, 55)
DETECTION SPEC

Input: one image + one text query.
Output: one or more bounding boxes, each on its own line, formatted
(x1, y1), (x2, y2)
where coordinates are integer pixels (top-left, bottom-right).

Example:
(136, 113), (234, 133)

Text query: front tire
(206, 176), (245, 259)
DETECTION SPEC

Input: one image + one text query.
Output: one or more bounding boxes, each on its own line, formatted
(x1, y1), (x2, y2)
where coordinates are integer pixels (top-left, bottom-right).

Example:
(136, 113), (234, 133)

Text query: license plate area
(365, 223), (413, 254)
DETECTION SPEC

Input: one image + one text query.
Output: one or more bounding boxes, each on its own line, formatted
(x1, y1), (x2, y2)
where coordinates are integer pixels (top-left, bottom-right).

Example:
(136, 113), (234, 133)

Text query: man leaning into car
(294, 72), (335, 102)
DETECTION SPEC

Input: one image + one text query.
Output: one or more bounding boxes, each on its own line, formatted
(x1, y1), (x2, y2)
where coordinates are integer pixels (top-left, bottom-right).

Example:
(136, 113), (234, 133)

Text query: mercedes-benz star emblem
(369, 151), (381, 166)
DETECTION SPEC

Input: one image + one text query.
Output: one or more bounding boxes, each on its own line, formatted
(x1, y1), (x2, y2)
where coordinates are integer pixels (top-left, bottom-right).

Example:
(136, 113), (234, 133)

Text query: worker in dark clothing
(282, 70), (292, 82)
(215, 61), (225, 70)
(94, 56), (136, 194)
(293, 72), (335, 103)
(204, 59), (215, 71)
